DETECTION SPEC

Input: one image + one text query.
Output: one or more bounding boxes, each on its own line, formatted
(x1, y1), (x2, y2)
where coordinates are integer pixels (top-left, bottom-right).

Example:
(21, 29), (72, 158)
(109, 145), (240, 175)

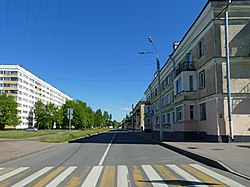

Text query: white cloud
(119, 107), (131, 112)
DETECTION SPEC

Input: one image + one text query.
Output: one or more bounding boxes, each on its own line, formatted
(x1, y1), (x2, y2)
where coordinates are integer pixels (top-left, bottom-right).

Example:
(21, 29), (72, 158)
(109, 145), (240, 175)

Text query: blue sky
(0, 0), (207, 121)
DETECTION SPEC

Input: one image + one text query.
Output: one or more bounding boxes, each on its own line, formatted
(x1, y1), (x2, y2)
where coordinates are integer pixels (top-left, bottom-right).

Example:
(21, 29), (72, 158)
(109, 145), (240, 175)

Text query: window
(198, 39), (204, 58)
(187, 51), (193, 62)
(176, 78), (182, 94)
(156, 101), (159, 111)
(166, 75), (170, 86)
(189, 75), (194, 91)
(176, 106), (182, 121)
(156, 116), (159, 125)
(154, 88), (158, 96)
(166, 113), (170, 123)
(199, 70), (205, 89)
(190, 106), (194, 120)
(161, 80), (165, 90)
(161, 97), (165, 106)
(162, 114), (166, 124)
(165, 94), (171, 105)
(200, 103), (206, 120)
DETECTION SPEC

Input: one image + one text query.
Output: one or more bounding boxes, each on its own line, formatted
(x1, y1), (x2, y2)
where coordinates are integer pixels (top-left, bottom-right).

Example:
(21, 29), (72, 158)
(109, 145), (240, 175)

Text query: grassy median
(0, 130), (65, 139)
(39, 128), (109, 143)
(0, 128), (110, 143)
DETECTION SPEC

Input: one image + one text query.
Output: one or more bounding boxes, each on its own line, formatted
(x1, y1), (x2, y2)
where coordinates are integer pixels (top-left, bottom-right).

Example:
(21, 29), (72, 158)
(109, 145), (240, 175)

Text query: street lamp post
(139, 37), (163, 141)
(225, 0), (234, 141)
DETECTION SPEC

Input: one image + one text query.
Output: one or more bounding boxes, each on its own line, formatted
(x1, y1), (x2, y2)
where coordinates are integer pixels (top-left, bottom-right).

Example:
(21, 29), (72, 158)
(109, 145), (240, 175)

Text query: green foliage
(112, 120), (120, 128)
(94, 109), (105, 127)
(34, 99), (117, 130)
(0, 93), (20, 130)
(34, 101), (62, 129)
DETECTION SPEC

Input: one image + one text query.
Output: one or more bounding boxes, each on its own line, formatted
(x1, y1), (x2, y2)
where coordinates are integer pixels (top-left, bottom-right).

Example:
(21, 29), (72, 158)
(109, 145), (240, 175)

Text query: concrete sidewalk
(162, 141), (250, 180)
(0, 138), (60, 164)
(139, 132), (250, 180)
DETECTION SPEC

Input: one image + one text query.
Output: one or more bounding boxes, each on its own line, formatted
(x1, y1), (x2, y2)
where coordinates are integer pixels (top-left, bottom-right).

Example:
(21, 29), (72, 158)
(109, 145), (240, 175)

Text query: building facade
(0, 65), (72, 129)
(131, 100), (148, 131)
(144, 0), (250, 142)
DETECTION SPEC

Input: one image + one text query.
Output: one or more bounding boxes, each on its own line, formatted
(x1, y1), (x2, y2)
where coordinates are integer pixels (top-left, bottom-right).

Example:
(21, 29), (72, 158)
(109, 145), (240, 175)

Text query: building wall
(0, 65), (72, 129)
(144, 0), (250, 142)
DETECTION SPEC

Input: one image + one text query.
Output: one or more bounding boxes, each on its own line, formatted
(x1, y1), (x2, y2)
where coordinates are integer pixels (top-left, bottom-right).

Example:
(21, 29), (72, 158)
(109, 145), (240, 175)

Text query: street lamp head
(138, 51), (145, 55)
(148, 37), (153, 43)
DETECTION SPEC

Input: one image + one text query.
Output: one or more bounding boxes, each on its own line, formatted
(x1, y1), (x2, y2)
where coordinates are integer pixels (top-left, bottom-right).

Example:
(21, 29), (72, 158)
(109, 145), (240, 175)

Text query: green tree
(54, 107), (64, 128)
(45, 103), (57, 129)
(103, 111), (109, 126)
(0, 93), (20, 130)
(94, 109), (103, 128)
(112, 120), (119, 128)
(34, 100), (46, 129)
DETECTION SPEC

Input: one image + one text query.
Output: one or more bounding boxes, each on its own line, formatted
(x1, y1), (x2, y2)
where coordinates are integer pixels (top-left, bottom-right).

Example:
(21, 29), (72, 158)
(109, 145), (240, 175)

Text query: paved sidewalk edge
(136, 132), (250, 181)
(159, 142), (250, 181)
(0, 144), (60, 165)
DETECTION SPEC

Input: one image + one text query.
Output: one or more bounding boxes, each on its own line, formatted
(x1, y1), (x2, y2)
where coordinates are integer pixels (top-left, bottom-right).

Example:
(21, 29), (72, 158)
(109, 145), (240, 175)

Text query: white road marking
(189, 164), (245, 187)
(45, 166), (77, 187)
(117, 165), (129, 187)
(98, 133), (116, 166)
(11, 167), (53, 187)
(142, 165), (168, 187)
(0, 167), (29, 182)
(81, 166), (103, 187)
(167, 164), (208, 187)
(0, 168), (4, 171)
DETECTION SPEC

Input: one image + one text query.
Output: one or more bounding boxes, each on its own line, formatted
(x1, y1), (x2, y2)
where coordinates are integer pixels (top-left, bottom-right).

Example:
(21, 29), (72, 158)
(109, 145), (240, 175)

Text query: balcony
(175, 61), (195, 77)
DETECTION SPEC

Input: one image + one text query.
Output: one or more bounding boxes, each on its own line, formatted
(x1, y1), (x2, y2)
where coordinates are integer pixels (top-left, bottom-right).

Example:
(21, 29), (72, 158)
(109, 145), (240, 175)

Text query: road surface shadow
(69, 131), (158, 145)
(140, 180), (220, 186)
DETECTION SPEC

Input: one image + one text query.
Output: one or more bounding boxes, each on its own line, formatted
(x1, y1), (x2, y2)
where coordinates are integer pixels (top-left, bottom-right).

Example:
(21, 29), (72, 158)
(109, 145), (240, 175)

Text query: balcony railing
(175, 61), (195, 77)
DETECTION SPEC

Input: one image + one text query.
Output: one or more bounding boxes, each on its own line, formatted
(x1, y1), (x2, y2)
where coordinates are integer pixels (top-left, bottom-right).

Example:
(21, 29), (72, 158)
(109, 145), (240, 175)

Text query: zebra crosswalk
(0, 164), (246, 187)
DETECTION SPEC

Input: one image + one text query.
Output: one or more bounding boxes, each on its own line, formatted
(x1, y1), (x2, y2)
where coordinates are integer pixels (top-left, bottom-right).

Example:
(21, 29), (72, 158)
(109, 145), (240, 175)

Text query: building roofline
(0, 64), (73, 100)
(145, 0), (211, 95)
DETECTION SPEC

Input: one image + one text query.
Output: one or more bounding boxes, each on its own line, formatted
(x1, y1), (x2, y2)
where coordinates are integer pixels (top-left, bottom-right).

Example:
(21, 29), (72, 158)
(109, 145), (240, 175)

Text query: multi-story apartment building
(0, 65), (72, 129)
(131, 100), (148, 131)
(144, 0), (250, 142)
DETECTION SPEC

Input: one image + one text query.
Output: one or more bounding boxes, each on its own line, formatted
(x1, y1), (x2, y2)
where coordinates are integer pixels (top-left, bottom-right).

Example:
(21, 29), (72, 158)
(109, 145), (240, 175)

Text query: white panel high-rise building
(0, 65), (72, 129)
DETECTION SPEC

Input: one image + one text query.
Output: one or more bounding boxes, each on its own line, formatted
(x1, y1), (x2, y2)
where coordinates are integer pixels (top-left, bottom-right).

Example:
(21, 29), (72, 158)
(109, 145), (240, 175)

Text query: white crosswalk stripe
(142, 165), (168, 187)
(189, 164), (246, 187)
(11, 167), (53, 187)
(166, 164), (209, 187)
(117, 165), (129, 187)
(0, 164), (246, 187)
(81, 166), (103, 187)
(0, 167), (29, 182)
(45, 166), (77, 187)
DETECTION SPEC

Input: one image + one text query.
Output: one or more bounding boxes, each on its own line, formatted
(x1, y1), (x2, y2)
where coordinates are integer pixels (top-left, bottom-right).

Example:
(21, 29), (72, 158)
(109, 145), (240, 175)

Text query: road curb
(159, 142), (250, 181)
(68, 133), (99, 143)
(136, 132), (250, 181)
(68, 130), (111, 143)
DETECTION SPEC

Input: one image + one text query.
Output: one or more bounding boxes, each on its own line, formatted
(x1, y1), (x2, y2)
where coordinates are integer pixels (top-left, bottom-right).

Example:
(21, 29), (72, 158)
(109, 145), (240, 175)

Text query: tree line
(0, 93), (119, 130)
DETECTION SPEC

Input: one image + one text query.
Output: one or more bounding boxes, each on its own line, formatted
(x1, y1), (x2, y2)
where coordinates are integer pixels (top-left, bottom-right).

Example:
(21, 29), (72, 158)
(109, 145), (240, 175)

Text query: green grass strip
(0, 130), (65, 139)
(39, 128), (110, 143)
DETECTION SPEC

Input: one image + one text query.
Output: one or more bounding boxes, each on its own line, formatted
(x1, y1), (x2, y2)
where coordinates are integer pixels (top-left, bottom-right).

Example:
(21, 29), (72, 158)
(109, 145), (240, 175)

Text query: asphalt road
(0, 130), (249, 187)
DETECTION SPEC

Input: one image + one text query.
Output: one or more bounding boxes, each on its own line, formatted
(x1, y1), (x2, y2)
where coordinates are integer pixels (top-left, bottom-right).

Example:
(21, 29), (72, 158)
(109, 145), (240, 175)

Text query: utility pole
(139, 37), (163, 141)
(132, 104), (134, 132)
(148, 37), (163, 141)
(225, 0), (234, 141)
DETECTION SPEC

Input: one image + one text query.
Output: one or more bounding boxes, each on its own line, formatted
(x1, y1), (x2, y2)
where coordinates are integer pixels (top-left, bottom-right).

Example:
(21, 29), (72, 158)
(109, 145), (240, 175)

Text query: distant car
(25, 127), (38, 132)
